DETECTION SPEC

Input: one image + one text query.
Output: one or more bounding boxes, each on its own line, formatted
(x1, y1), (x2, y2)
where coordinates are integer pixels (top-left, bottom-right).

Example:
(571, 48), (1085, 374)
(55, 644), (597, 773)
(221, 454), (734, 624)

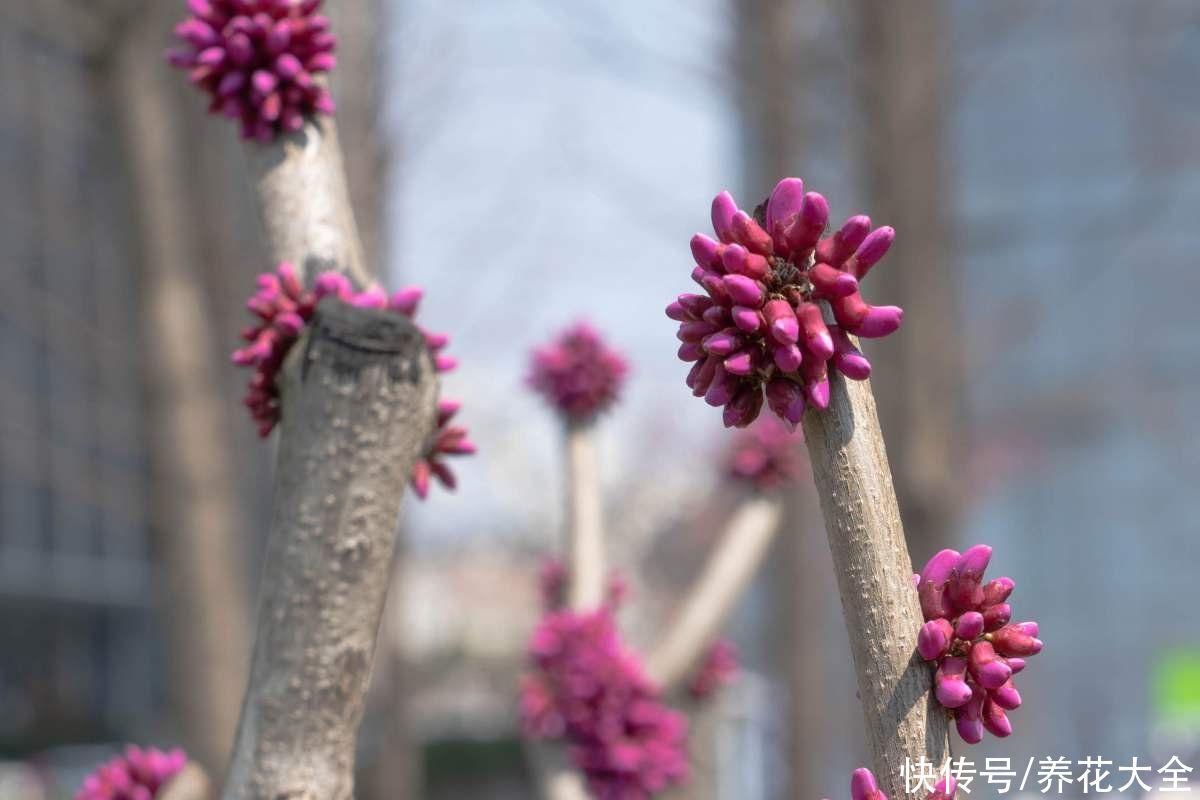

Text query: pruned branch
(565, 422), (606, 610)
(646, 495), (783, 691)
(801, 364), (949, 798)
(221, 301), (437, 800)
(243, 116), (374, 288)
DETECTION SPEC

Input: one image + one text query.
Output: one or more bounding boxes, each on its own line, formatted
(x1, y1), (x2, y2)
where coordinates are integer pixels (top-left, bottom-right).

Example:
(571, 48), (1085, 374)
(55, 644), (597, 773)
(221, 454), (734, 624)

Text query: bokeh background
(2, 1), (1199, 798)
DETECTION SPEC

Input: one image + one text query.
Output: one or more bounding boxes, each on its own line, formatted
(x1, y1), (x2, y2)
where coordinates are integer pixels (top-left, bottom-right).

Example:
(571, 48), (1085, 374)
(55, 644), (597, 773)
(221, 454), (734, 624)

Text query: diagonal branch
(646, 495), (783, 692)
(222, 301), (437, 800)
(801, 361), (950, 798)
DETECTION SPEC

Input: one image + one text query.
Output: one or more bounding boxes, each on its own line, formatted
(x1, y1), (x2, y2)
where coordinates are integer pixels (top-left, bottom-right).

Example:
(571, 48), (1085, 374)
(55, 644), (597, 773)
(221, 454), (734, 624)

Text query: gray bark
(222, 300), (437, 800)
(243, 117), (373, 288)
(801, 364), (950, 798)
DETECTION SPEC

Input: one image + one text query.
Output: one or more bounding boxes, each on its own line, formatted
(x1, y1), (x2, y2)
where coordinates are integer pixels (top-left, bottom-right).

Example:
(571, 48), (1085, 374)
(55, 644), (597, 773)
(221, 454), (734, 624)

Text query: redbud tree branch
(646, 495), (783, 691)
(243, 116), (374, 288)
(221, 301), (437, 800)
(565, 421), (606, 609)
(800, 363), (950, 798)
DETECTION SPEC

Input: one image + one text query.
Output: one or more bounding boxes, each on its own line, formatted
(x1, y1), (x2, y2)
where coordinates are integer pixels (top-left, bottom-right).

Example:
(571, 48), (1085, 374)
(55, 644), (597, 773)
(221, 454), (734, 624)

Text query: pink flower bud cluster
(521, 573), (689, 798)
(687, 639), (739, 700)
(847, 767), (957, 800)
(669, 178), (902, 428)
(527, 322), (629, 424)
(166, 0), (337, 142)
(75, 746), (187, 800)
(232, 263), (472, 497)
(915, 545), (1044, 744)
(726, 417), (807, 490)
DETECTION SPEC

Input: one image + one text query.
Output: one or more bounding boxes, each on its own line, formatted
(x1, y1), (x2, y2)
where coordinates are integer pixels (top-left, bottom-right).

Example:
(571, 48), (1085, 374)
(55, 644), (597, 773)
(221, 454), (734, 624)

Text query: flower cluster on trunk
(233, 263), (472, 497)
(669, 178), (902, 427)
(916, 545), (1043, 743)
(726, 417), (807, 490)
(166, 0), (337, 141)
(849, 767), (957, 800)
(75, 746), (187, 800)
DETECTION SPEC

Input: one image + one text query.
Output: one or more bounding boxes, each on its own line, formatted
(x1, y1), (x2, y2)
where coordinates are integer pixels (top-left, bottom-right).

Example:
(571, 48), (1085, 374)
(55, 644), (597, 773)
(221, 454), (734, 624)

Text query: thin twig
(565, 421), (606, 609)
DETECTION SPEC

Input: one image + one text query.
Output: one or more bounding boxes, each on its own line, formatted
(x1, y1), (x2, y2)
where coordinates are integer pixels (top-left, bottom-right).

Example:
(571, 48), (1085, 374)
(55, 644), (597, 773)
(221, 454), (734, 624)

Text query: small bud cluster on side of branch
(916, 546), (1043, 743)
(75, 747), (188, 800)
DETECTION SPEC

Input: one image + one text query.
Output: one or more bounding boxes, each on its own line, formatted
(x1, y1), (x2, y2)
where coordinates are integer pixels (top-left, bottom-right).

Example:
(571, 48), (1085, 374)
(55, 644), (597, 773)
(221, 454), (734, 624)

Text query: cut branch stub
(244, 115), (373, 288)
(222, 299), (437, 800)
(801, 365), (950, 798)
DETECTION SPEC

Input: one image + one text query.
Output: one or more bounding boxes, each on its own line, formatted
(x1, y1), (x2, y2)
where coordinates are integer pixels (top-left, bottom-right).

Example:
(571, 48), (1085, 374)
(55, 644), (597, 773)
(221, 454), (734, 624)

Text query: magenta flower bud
(731, 211), (774, 256)
(678, 342), (704, 362)
(982, 603), (1012, 631)
(982, 577), (1015, 607)
(816, 215), (871, 266)
(763, 299), (800, 345)
(691, 357), (719, 397)
(678, 293), (713, 318)
(945, 544), (991, 612)
(801, 358), (831, 410)
(934, 656), (973, 708)
(731, 306), (764, 333)
(991, 625), (1042, 657)
(798, 302), (834, 361)
(771, 342), (804, 373)
(703, 329), (745, 357)
(723, 350), (755, 376)
(691, 233), (723, 270)
(831, 326), (871, 380)
(1007, 657), (1026, 674)
(954, 683), (987, 744)
(845, 226), (895, 279)
(991, 679), (1022, 711)
(981, 695), (1013, 738)
(784, 192), (829, 254)
(955, 611), (985, 641)
(853, 304), (904, 338)
(721, 244), (770, 280)
(704, 364), (736, 407)
(711, 191), (738, 243)
(677, 320), (716, 342)
(1017, 621), (1039, 637)
(765, 378), (806, 426)
(929, 775), (958, 800)
(723, 385), (764, 428)
(765, 177), (805, 234)
(918, 619), (953, 661)
(702, 305), (731, 327)
(722, 274), (766, 307)
(809, 262), (859, 298)
(851, 768), (885, 800)
(968, 640), (1012, 689)
(666, 301), (690, 322)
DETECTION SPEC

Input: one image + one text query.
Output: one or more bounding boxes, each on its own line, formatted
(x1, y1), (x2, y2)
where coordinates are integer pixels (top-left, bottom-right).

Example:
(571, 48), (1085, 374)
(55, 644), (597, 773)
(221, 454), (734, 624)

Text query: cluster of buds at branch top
(669, 178), (902, 428)
(166, 0), (337, 142)
(915, 545), (1043, 744)
(527, 322), (629, 425)
(232, 263), (472, 498)
(522, 567), (689, 798)
(537, 557), (629, 614)
(75, 746), (187, 800)
(726, 417), (807, 491)
(845, 768), (957, 800)
(687, 639), (739, 700)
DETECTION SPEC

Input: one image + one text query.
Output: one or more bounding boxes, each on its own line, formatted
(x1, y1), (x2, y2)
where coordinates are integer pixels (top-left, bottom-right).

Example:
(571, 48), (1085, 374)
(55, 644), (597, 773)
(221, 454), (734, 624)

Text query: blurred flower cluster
(75, 746), (186, 800)
(527, 322), (629, 424)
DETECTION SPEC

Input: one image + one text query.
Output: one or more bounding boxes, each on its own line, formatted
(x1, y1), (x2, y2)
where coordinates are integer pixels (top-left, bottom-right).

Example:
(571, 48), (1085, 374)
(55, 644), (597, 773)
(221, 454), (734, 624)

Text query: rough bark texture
(565, 422), (606, 610)
(221, 301), (437, 800)
(853, 0), (964, 563)
(801, 366), (950, 798)
(243, 116), (373, 288)
(115, 16), (252, 773)
(646, 497), (782, 691)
